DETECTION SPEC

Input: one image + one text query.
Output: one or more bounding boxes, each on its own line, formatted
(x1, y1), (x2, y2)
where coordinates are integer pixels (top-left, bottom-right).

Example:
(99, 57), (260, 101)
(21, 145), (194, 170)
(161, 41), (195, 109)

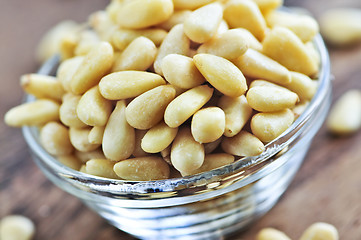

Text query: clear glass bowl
(22, 33), (331, 240)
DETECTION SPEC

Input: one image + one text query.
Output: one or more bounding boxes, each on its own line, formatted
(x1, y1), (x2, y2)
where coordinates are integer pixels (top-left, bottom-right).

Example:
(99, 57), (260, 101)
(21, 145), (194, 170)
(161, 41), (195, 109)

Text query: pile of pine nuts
(5, 0), (321, 181)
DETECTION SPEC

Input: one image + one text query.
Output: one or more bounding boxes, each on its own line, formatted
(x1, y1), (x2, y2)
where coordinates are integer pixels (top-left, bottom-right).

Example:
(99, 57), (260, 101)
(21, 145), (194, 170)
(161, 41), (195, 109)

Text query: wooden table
(1, 0), (360, 239)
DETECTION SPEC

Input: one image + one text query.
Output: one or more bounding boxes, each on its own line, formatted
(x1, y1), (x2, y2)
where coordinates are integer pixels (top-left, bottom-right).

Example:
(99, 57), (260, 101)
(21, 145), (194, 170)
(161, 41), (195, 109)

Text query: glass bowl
(22, 33), (331, 240)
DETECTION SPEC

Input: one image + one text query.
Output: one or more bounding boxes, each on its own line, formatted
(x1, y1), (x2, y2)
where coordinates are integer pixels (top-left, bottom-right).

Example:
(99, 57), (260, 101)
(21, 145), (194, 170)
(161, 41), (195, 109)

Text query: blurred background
(1, 0), (360, 239)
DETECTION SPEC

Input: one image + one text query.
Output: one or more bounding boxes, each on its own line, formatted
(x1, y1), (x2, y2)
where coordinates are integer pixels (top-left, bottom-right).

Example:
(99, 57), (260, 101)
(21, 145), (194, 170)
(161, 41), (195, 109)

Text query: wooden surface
(1, 0), (361, 239)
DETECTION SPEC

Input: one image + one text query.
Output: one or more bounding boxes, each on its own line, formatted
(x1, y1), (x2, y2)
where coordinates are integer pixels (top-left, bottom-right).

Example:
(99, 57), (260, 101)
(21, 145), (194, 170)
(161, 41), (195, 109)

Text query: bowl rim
(22, 32), (331, 198)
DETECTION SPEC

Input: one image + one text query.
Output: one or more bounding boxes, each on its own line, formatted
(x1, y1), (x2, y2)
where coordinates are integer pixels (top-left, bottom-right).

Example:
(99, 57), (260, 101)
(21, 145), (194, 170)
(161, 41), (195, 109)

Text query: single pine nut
(193, 53), (247, 97)
(197, 29), (249, 59)
(171, 127), (205, 173)
(285, 71), (317, 101)
(162, 54), (205, 89)
(233, 49), (291, 85)
(86, 159), (120, 179)
(56, 56), (84, 93)
(319, 8), (361, 46)
(77, 86), (112, 126)
(0, 215), (35, 240)
(221, 130), (265, 156)
(114, 156), (170, 180)
(4, 99), (60, 127)
(246, 85), (299, 112)
(263, 27), (318, 76)
(224, 0), (267, 40)
(40, 121), (74, 156)
(59, 94), (87, 128)
(183, 3), (223, 43)
(21, 74), (65, 101)
(112, 36), (157, 72)
(164, 85), (213, 128)
(327, 90), (361, 135)
(99, 71), (166, 100)
(126, 85), (176, 129)
(141, 121), (178, 153)
(88, 126), (105, 144)
(115, 0), (174, 29)
(69, 127), (101, 152)
(299, 222), (339, 240)
(251, 109), (295, 142)
(70, 42), (114, 94)
(103, 100), (135, 161)
(191, 107), (225, 143)
(218, 95), (253, 137)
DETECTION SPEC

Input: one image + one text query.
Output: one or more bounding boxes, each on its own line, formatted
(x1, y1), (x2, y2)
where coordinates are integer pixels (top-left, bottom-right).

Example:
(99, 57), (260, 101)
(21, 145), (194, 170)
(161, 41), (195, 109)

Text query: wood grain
(1, 1), (361, 239)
